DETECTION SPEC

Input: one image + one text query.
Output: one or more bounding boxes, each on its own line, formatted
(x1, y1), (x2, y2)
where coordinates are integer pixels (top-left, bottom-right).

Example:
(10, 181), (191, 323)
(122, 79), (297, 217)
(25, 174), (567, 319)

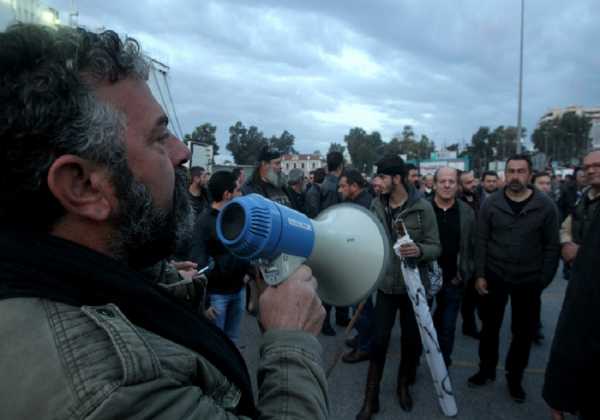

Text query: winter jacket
(371, 186), (441, 294)
(430, 198), (477, 284)
(559, 186), (600, 246)
(305, 183), (321, 218)
(0, 230), (329, 420)
(350, 189), (373, 210)
(319, 174), (342, 211)
(190, 207), (251, 295)
(241, 178), (291, 208)
(475, 188), (560, 287)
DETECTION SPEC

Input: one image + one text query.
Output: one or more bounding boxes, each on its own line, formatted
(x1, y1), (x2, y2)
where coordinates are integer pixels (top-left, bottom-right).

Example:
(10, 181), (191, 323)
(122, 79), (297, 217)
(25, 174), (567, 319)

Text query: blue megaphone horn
(216, 194), (390, 306)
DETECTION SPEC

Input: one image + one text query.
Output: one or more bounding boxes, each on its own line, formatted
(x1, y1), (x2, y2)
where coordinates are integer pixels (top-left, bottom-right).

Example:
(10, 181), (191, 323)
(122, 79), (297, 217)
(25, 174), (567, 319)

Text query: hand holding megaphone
(216, 194), (390, 307)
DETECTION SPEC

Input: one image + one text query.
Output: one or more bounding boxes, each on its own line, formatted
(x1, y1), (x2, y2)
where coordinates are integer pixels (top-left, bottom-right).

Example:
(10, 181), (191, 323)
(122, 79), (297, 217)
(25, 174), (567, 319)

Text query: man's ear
(47, 155), (114, 222)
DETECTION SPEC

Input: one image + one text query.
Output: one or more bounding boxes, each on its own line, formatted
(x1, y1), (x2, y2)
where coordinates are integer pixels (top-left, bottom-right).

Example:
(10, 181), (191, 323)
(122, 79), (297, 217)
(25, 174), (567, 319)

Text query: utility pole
(516, 0), (525, 154)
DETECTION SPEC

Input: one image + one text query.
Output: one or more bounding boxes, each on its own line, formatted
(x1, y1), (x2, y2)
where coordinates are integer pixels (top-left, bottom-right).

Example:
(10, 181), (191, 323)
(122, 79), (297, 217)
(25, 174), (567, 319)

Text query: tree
(378, 137), (402, 158)
(488, 126), (525, 161)
(269, 130), (297, 155)
(446, 143), (460, 152)
(532, 112), (592, 164)
(184, 123), (219, 156)
(417, 134), (435, 160)
(328, 142), (345, 154)
(226, 121), (268, 164)
(461, 127), (493, 175)
(344, 127), (383, 173)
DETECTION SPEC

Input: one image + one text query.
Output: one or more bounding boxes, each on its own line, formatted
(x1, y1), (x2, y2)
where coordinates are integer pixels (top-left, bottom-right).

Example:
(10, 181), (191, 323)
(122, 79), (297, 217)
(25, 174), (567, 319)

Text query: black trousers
(323, 304), (350, 324)
(460, 276), (480, 330)
(478, 271), (540, 380)
(370, 290), (421, 381)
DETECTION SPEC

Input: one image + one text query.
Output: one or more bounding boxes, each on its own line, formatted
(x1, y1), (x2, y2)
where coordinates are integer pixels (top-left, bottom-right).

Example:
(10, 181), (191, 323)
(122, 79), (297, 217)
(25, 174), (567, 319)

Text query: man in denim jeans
(190, 171), (251, 345)
(430, 167), (476, 367)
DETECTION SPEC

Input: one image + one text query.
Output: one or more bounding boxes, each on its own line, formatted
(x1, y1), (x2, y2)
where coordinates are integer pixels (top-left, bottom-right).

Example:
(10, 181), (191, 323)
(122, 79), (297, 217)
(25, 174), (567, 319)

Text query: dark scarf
(0, 227), (257, 418)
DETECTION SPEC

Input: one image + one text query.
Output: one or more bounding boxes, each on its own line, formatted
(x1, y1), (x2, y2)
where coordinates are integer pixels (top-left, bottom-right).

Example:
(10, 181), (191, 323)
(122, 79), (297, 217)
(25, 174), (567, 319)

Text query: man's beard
(508, 180), (526, 192)
(266, 168), (283, 188)
(109, 165), (194, 269)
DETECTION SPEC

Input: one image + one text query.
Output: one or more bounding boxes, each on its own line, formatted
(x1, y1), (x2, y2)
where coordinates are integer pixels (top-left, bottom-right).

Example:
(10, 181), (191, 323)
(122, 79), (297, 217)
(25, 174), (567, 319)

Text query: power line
(163, 70), (185, 141)
(150, 64), (183, 140)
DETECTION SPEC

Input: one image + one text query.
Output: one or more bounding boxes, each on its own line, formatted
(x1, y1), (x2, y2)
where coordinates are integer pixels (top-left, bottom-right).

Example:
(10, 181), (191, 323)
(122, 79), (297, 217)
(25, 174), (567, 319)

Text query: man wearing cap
(241, 147), (291, 207)
(356, 156), (441, 418)
(286, 168), (308, 214)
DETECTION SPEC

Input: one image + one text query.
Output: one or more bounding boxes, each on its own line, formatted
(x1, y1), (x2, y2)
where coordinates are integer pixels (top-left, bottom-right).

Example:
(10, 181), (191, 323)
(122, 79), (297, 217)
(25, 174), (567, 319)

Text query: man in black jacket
(468, 155), (560, 403)
(285, 168), (307, 214)
(338, 169), (374, 363)
(190, 171), (251, 345)
(309, 151), (348, 335)
(458, 170), (483, 339)
(430, 167), (476, 367)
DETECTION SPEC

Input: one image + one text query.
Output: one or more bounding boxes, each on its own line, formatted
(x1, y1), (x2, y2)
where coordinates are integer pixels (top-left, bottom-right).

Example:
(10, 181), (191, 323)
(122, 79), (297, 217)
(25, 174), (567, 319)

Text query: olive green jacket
(0, 298), (328, 419)
(371, 187), (442, 294)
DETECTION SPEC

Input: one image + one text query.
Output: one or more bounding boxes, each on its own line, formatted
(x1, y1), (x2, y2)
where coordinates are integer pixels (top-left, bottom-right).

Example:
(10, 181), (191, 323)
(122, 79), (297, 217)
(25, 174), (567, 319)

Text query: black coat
(349, 189), (373, 210)
(543, 211), (600, 418)
(190, 208), (251, 295)
(475, 188), (560, 287)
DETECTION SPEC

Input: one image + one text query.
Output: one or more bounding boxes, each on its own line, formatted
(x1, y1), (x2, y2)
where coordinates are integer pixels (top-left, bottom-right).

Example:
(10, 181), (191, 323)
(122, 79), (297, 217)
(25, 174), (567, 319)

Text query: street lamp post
(516, 0), (525, 154)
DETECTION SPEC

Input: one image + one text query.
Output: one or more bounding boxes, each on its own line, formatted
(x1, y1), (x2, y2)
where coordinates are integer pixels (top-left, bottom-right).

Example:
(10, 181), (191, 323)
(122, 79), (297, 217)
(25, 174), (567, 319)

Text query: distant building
(540, 106), (600, 149)
(1, 0), (60, 28)
(281, 154), (324, 177)
(188, 142), (213, 171)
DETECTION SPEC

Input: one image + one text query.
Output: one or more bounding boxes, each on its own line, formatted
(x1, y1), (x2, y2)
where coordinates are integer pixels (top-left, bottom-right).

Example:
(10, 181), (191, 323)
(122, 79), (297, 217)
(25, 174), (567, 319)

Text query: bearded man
(0, 24), (327, 419)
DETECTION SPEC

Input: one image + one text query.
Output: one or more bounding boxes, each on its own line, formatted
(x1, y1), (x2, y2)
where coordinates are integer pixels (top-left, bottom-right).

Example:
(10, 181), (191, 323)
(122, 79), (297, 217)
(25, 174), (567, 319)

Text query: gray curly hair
(0, 24), (148, 229)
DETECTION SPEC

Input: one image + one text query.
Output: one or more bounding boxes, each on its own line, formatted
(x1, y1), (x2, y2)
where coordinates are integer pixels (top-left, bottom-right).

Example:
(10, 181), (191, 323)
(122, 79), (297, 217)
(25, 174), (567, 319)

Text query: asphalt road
(239, 270), (573, 419)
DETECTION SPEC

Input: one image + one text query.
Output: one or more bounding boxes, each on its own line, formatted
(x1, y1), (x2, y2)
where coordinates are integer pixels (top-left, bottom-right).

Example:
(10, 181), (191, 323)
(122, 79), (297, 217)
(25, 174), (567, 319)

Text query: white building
(281, 154), (324, 177)
(540, 106), (600, 149)
(1, 0), (60, 28)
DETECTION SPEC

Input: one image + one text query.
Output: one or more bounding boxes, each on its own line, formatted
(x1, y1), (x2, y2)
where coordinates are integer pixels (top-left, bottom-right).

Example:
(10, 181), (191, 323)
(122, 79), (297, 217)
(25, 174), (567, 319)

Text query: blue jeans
(433, 284), (464, 365)
(353, 295), (374, 352)
(209, 288), (246, 345)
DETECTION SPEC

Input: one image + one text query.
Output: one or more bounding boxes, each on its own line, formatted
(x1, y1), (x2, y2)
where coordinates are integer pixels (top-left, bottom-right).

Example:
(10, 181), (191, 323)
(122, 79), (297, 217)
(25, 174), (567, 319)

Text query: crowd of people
(1, 23), (599, 420)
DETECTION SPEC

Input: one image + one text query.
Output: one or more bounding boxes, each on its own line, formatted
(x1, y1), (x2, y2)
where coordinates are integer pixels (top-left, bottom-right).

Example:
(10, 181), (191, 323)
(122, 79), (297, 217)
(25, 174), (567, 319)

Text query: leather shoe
(468, 370), (496, 387)
(342, 349), (370, 364)
(345, 335), (358, 348)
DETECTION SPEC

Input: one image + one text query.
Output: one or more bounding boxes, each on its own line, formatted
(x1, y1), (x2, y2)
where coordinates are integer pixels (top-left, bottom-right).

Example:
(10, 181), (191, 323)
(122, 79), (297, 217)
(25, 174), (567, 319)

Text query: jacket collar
(0, 227), (257, 417)
(492, 187), (545, 215)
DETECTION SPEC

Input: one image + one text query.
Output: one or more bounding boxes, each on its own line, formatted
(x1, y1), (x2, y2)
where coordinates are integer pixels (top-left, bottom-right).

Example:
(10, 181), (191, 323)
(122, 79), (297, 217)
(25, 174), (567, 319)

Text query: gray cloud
(49, 0), (600, 158)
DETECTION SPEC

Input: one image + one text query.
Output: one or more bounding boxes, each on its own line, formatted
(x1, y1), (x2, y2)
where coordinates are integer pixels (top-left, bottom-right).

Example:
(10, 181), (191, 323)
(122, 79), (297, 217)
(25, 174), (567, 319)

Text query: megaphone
(216, 193), (390, 306)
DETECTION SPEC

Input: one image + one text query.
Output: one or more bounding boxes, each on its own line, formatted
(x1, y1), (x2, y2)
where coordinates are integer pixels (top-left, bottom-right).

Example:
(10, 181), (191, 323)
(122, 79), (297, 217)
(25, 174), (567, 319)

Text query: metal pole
(516, 0), (524, 154)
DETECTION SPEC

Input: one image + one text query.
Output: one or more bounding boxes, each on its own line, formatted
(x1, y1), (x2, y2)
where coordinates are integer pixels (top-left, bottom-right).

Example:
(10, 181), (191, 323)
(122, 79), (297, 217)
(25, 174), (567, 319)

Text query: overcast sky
(37, 1), (600, 160)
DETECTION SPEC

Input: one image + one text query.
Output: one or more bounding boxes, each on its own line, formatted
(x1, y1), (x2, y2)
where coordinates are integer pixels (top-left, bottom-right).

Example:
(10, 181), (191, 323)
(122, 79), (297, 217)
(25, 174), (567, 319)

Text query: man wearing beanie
(241, 146), (292, 207)
(355, 155), (441, 419)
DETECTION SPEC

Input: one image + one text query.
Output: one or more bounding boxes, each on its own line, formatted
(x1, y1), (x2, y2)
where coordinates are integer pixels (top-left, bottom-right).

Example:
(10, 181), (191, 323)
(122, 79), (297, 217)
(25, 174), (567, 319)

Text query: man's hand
(170, 260), (198, 272)
(398, 243), (421, 258)
(561, 242), (579, 264)
(550, 408), (564, 420)
(205, 306), (219, 321)
(259, 265), (325, 335)
(475, 277), (488, 296)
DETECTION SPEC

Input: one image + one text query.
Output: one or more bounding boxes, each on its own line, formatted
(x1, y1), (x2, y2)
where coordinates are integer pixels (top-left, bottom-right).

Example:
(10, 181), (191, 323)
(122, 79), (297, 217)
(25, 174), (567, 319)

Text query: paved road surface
(239, 271), (574, 419)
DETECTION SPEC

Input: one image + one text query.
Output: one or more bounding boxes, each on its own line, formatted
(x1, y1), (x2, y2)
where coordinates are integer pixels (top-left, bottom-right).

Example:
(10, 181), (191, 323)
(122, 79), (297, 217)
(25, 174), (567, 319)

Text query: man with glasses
(559, 150), (600, 266)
